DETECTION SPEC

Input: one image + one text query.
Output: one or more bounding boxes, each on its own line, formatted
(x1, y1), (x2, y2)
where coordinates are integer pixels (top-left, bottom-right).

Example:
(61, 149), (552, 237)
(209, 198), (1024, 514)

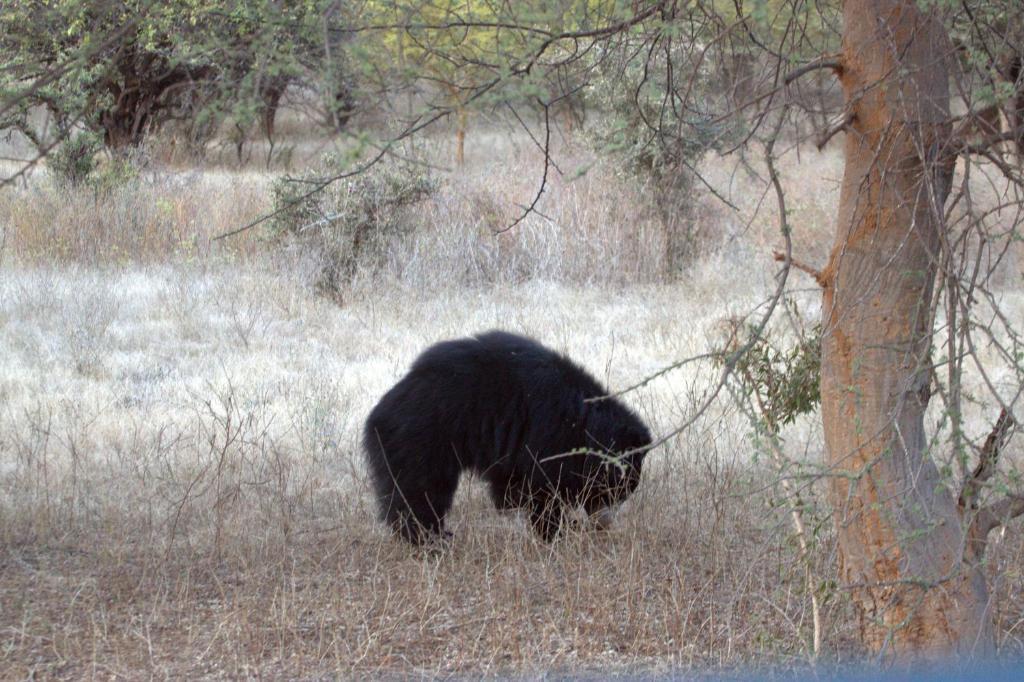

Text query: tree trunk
(820, 0), (994, 658)
(455, 106), (467, 167)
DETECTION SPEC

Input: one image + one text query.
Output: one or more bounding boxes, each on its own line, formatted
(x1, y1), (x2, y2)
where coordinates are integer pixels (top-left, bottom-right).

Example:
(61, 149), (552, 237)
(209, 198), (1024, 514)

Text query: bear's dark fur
(363, 330), (652, 543)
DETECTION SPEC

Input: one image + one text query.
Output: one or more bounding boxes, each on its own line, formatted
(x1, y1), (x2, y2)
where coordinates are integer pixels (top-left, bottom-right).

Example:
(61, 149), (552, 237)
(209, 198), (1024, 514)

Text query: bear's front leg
(528, 496), (566, 541)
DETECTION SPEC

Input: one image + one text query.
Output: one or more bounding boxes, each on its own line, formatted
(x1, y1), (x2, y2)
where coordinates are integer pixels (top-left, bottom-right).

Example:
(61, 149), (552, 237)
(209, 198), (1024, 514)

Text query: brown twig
(773, 250), (827, 288)
(815, 111), (855, 150)
(783, 55), (843, 86)
(497, 98), (552, 234)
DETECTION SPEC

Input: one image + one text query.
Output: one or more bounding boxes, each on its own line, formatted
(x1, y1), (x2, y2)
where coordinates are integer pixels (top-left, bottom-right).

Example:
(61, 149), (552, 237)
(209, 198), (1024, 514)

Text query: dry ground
(2, 128), (1024, 678)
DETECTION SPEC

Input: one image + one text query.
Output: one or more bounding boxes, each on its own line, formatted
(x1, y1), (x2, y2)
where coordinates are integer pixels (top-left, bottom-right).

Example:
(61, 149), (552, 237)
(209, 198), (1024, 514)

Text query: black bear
(363, 330), (652, 543)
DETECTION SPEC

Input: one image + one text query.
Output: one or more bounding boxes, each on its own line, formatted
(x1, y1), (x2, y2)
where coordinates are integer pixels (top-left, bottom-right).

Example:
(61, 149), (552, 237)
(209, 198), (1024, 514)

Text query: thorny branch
(497, 98), (553, 234)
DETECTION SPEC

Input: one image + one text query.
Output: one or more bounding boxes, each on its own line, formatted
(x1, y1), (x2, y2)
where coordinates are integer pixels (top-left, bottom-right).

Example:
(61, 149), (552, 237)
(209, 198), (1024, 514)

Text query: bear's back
(410, 330), (605, 400)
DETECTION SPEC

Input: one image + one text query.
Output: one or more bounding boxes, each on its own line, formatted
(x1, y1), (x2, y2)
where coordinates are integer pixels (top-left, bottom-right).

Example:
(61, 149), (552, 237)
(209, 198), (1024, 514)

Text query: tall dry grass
(0, 259), (848, 676)
(1, 170), (268, 265)
(2, 130), (785, 281)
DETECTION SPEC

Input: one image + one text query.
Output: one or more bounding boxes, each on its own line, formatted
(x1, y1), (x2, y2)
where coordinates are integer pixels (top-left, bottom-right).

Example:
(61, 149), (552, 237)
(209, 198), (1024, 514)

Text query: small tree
(587, 28), (726, 271)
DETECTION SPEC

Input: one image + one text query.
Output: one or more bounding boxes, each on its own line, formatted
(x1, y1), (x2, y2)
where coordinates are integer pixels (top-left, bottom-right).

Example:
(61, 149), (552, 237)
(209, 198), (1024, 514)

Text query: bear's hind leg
(385, 469), (459, 545)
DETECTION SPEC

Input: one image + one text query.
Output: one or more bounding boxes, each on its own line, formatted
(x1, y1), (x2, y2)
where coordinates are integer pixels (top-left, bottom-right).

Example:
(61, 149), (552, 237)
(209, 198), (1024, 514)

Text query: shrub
(718, 308), (821, 433)
(48, 133), (103, 188)
(89, 153), (142, 194)
(47, 132), (142, 194)
(269, 157), (436, 300)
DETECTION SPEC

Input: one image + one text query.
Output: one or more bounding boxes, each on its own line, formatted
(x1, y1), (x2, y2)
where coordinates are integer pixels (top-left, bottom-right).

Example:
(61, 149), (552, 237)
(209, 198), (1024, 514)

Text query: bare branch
(773, 250), (827, 288)
(586, 352), (721, 403)
(959, 407), (1017, 510)
(497, 98), (552, 234)
(815, 111), (855, 150)
(784, 55), (843, 85)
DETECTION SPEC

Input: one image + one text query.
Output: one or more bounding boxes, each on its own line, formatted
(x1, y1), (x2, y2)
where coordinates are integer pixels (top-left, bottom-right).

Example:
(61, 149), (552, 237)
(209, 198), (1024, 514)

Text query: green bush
(89, 154), (142, 195)
(719, 311), (821, 433)
(48, 133), (103, 188)
(47, 132), (142, 193)
(270, 157), (436, 299)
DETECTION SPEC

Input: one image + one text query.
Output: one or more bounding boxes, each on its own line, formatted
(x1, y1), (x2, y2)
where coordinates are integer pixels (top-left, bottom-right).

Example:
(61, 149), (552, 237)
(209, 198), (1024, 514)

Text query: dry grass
(2, 126), (1024, 677)
(0, 170), (268, 264)
(0, 263), (851, 677)
(1, 128), (817, 278)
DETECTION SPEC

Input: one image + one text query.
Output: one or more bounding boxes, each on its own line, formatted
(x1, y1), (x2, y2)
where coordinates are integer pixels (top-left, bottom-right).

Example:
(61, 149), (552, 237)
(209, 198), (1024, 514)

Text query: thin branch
(213, 145), (391, 241)
(773, 250), (827, 288)
(784, 56), (843, 86)
(815, 111), (855, 150)
(725, 377), (823, 661)
(505, 102), (563, 177)
(585, 352), (721, 403)
(496, 98), (551, 234)
(511, 2), (670, 77)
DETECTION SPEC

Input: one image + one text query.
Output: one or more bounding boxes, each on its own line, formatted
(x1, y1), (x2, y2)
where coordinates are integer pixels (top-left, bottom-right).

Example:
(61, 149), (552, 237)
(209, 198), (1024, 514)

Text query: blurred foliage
(1, 0), (847, 159)
(47, 130), (140, 191)
(356, 1), (634, 162)
(361, 1), (628, 103)
(587, 39), (725, 180)
(5, 0), (1018, 165)
(944, 0), (1023, 111)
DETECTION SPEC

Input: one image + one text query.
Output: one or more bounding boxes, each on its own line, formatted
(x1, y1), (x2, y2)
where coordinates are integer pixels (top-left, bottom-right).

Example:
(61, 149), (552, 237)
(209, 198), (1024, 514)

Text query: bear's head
(579, 402), (652, 512)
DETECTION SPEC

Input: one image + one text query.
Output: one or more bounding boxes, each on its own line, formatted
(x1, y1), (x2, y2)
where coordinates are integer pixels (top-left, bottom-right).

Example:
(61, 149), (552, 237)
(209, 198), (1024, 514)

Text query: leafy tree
(0, 0), (357, 155)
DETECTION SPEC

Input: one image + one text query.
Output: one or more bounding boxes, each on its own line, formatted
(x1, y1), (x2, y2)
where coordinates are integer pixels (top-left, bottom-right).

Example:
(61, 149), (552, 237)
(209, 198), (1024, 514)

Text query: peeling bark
(821, 0), (994, 658)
